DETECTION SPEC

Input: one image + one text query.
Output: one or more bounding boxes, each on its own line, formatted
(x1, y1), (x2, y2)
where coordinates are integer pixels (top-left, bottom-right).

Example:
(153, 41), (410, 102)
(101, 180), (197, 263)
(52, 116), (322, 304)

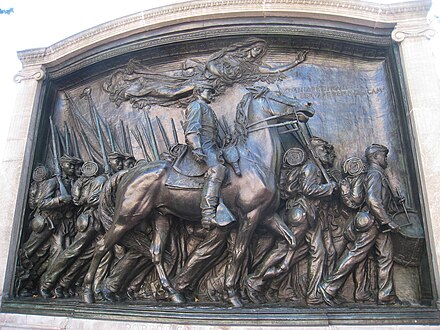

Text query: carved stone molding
(13, 67), (46, 83)
(392, 24), (436, 42)
(16, 0), (431, 69)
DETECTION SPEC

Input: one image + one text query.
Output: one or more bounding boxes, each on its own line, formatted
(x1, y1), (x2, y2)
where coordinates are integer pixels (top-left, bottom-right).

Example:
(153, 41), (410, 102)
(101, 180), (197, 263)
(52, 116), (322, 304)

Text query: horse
(82, 86), (315, 307)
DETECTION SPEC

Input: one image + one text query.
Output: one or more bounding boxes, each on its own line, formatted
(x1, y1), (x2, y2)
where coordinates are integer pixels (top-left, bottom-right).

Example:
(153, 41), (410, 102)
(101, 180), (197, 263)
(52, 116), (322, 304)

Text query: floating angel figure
(103, 38), (308, 108)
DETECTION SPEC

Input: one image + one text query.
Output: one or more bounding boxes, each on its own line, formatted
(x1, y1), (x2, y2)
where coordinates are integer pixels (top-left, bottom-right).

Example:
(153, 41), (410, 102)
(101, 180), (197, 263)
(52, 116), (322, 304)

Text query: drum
(391, 210), (425, 267)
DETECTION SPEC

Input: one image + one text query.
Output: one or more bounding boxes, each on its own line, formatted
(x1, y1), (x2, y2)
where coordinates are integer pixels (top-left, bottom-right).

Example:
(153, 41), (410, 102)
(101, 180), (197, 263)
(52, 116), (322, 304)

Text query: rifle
(144, 110), (160, 160)
(132, 125), (151, 161)
(80, 88), (112, 175)
(296, 126), (331, 183)
(49, 117), (69, 197)
(171, 118), (179, 145)
(275, 85), (330, 183)
(156, 116), (171, 151)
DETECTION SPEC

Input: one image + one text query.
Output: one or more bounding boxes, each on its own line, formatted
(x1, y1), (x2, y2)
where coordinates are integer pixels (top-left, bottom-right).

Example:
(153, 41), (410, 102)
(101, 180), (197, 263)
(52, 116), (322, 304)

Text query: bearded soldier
(245, 139), (338, 305)
(319, 144), (403, 306)
(17, 155), (81, 296)
(40, 161), (107, 298)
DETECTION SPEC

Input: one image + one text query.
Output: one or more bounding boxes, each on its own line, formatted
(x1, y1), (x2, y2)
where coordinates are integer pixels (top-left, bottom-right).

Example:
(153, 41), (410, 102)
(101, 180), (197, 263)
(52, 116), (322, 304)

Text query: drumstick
(396, 189), (411, 226)
(383, 222), (412, 233)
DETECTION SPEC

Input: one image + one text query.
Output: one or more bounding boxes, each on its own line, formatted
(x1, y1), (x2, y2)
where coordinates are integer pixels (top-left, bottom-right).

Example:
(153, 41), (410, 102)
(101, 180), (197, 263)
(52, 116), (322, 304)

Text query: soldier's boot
(54, 286), (64, 299)
(200, 165), (235, 228)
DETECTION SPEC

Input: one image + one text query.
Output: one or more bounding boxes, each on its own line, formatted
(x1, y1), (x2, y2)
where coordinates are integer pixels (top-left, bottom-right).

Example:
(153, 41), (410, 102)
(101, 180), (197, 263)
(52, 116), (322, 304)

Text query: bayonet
(49, 117), (69, 197)
(120, 120), (129, 154)
(171, 118), (179, 145)
(71, 128), (81, 158)
(140, 122), (155, 160)
(156, 116), (170, 151)
(126, 124), (133, 155)
(64, 121), (71, 156)
(105, 120), (116, 152)
(132, 126), (151, 161)
(93, 107), (111, 174)
(144, 110), (160, 160)
(56, 126), (67, 156)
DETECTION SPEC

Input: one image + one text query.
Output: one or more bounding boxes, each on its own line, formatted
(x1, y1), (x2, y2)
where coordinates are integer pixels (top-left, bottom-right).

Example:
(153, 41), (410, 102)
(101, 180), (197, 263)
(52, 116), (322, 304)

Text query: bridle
(245, 93), (305, 134)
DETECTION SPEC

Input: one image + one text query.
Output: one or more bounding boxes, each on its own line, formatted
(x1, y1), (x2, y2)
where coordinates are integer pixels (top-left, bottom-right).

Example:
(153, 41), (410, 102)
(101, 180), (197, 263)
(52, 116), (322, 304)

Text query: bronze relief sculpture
(14, 38), (426, 310)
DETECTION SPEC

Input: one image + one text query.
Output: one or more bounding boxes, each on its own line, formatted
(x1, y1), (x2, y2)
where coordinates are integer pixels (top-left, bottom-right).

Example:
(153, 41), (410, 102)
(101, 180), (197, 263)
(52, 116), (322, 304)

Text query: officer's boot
(200, 165), (235, 228)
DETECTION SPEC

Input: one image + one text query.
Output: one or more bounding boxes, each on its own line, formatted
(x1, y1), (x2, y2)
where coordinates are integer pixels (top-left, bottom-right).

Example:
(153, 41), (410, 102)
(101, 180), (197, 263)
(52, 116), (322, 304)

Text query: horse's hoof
(170, 292), (186, 304)
(83, 286), (95, 304)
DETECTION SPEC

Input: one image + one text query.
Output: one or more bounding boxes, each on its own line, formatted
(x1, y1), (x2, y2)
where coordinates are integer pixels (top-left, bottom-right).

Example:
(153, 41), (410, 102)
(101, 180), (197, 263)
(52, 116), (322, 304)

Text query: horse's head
(247, 86), (315, 122)
(235, 87), (315, 139)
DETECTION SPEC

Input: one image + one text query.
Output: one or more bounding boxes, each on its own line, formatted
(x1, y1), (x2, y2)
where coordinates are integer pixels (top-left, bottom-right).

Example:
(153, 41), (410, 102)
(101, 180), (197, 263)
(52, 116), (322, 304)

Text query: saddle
(166, 144), (240, 190)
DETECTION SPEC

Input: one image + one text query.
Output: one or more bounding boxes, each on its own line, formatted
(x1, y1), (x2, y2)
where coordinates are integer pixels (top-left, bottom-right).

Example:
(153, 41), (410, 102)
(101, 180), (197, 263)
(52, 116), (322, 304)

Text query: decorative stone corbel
(13, 66), (46, 83)
(392, 19), (436, 42)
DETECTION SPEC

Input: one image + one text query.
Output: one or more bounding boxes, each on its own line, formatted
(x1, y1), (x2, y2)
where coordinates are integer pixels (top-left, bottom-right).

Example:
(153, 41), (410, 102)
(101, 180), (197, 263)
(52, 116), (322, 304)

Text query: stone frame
(1, 0), (439, 327)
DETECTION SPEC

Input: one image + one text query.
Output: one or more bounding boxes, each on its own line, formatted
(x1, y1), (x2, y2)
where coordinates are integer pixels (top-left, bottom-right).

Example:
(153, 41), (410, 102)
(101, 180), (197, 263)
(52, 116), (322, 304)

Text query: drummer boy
(319, 144), (405, 306)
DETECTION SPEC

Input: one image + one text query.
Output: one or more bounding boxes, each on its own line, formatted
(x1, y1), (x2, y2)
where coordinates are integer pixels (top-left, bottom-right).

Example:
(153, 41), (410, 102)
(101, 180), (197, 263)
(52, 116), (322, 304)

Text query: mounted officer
(181, 84), (235, 228)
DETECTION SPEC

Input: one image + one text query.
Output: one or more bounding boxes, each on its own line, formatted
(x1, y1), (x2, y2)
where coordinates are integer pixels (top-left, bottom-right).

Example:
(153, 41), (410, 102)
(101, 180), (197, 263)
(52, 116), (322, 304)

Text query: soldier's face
(75, 164), (82, 177)
(110, 158), (124, 172)
(124, 159), (135, 169)
(200, 89), (214, 103)
(61, 161), (76, 177)
(375, 151), (388, 169)
(315, 144), (334, 167)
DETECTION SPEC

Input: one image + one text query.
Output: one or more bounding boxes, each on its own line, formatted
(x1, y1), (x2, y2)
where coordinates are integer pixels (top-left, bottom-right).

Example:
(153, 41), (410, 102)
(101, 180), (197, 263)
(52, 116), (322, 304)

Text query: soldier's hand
(192, 148), (207, 163)
(59, 195), (72, 204)
(201, 218), (213, 230)
(387, 221), (400, 232)
(340, 179), (350, 195)
(330, 181), (339, 192)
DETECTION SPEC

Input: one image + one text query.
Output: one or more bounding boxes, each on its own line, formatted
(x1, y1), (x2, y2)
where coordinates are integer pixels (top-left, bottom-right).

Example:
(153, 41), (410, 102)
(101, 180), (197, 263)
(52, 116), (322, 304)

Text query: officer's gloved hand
(192, 148), (207, 163)
(201, 218), (213, 230)
(387, 221), (400, 232)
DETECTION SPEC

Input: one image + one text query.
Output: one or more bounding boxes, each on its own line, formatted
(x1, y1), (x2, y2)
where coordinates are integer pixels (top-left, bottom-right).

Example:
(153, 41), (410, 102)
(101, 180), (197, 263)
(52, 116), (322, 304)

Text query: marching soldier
(245, 139), (338, 305)
(319, 144), (403, 305)
(40, 161), (107, 298)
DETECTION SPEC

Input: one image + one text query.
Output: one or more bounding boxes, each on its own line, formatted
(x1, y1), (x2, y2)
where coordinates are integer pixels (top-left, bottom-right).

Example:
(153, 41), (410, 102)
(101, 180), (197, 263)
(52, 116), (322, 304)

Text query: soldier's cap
(123, 153), (136, 162)
(60, 154), (83, 164)
(365, 144), (389, 158)
(310, 136), (330, 147)
(194, 83), (216, 94)
(108, 151), (126, 160)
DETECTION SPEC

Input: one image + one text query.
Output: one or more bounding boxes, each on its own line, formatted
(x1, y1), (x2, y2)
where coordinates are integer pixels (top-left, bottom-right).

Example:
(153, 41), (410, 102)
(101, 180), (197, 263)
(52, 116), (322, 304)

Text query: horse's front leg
(225, 209), (261, 307)
(265, 213), (296, 249)
(150, 214), (185, 303)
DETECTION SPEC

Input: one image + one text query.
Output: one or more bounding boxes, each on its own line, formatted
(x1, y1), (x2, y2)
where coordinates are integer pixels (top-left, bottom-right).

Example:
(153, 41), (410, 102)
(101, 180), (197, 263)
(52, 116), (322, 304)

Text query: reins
(245, 94), (301, 133)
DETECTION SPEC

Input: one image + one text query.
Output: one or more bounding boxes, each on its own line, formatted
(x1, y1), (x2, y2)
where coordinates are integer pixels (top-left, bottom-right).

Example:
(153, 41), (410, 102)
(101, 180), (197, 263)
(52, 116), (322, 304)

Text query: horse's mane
(234, 87), (273, 142)
(234, 93), (252, 142)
